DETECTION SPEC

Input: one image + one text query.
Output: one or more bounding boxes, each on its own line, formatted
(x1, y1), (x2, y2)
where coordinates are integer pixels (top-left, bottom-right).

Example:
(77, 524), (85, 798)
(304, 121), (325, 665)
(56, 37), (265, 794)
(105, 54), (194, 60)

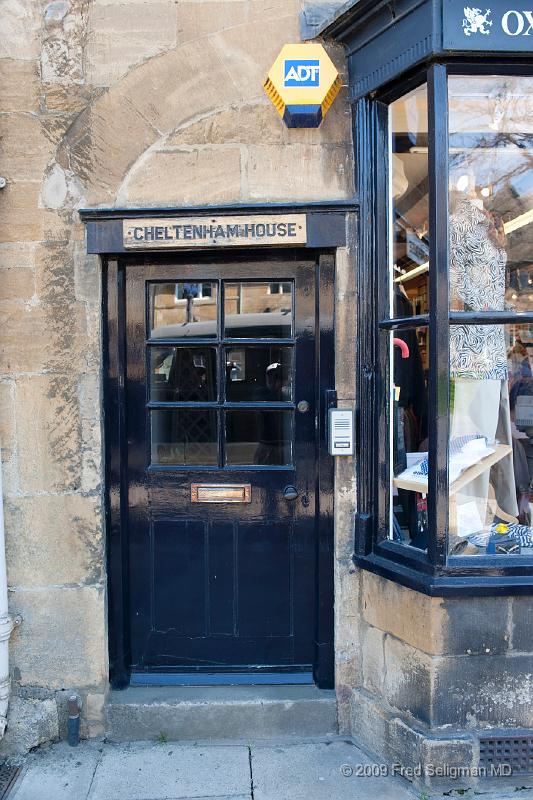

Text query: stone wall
(350, 571), (533, 790)
(0, 0), (354, 751)
(333, 215), (358, 734)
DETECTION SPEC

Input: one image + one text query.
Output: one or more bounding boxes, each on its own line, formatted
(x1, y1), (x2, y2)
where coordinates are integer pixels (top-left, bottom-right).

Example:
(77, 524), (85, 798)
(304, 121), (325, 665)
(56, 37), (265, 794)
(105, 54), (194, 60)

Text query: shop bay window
(357, 67), (533, 591)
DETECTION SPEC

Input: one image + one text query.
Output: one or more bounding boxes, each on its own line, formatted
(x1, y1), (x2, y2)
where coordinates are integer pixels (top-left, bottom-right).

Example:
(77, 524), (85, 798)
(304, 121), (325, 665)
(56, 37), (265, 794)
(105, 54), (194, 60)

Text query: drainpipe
(0, 448), (21, 738)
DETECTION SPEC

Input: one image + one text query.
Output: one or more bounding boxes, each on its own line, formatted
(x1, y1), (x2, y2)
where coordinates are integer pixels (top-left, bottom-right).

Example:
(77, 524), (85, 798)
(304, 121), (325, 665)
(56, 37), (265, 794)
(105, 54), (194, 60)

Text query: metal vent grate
(480, 736), (533, 776)
(0, 765), (20, 799)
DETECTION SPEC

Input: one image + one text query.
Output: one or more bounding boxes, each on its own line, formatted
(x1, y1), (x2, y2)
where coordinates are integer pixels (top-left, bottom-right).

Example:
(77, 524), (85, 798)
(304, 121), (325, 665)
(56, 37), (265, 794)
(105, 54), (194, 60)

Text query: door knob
(297, 400), (310, 413)
(283, 485), (299, 501)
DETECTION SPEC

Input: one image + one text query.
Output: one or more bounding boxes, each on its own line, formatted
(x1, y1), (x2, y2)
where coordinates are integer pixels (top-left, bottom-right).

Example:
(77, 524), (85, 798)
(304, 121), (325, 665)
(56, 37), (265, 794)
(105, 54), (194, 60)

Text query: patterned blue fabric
(450, 199), (508, 380)
(413, 435), (484, 477)
(494, 523), (533, 548)
(469, 523), (533, 548)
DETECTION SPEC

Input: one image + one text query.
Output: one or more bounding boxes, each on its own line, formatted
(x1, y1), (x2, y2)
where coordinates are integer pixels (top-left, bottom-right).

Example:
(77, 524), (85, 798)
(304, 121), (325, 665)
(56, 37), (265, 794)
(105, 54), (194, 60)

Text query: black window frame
(354, 60), (533, 596)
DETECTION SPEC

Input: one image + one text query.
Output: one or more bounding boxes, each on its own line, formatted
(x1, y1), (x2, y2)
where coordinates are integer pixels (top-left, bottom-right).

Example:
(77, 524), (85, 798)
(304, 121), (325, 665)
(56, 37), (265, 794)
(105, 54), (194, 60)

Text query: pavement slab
(86, 742), (251, 800)
(10, 740), (102, 800)
(9, 737), (533, 800)
(250, 740), (417, 800)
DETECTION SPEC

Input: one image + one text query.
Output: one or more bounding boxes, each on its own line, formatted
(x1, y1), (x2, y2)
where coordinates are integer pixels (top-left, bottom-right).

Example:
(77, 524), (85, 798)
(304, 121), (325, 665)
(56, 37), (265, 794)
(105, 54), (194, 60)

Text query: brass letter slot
(191, 484), (252, 504)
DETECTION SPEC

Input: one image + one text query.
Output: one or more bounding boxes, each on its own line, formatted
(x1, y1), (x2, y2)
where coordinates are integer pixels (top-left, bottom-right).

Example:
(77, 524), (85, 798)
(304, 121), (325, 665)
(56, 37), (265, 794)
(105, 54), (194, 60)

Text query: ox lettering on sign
(444, 0), (533, 50)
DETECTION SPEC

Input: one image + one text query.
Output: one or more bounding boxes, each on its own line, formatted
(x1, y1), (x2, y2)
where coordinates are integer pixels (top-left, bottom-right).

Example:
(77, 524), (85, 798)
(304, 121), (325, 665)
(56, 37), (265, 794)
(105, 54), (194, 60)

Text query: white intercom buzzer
(328, 408), (354, 455)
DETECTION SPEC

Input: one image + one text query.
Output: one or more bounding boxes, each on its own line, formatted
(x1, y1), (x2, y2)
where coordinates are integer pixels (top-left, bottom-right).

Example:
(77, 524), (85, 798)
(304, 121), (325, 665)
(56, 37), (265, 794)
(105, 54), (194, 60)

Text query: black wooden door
(125, 256), (320, 677)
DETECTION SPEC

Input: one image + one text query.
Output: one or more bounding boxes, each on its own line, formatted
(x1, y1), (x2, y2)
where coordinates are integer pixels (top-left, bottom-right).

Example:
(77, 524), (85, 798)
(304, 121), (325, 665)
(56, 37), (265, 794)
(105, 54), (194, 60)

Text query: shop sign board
(264, 43), (342, 128)
(444, 0), (533, 50)
(123, 215), (307, 249)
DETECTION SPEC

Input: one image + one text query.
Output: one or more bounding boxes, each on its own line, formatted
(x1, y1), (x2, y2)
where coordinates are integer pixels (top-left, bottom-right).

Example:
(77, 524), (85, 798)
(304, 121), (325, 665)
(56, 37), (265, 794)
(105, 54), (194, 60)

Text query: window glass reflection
(150, 347), (217, 402)
(449, 324), (533, 556)
(225, 411), (292, 466)
(449, 76), (533, 313)
(151, 409), (218, 466)
(390, 84), (430, 316)
(224, 281), (293, 338)
(447, 76), (533, 557)
(150, 282), (217, 338)
(389, 328), (429, 548)
(225, 347), (293, 402)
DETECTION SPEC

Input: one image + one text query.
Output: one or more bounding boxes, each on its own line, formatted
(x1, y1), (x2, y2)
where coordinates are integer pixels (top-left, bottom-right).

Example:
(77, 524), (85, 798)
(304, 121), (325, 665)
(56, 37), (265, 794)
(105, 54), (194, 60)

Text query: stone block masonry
(350, 571), (533, 790)
(0, 0), (354, 755)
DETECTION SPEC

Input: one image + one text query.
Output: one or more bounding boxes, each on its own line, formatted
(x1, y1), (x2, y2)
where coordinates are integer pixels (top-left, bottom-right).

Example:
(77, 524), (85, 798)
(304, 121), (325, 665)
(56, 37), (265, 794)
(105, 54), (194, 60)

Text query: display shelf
(394, 444), (513, 495)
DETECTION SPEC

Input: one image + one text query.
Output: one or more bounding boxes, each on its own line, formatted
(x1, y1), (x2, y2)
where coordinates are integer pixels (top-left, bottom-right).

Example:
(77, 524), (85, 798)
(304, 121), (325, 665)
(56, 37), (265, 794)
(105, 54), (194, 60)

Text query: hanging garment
(513, 436), (530, 495)
(451, 378), (518, 528)
(449, 198), (508, 380)
(403, 407), (419, 453)
(448, 198), (517, 533)
(393, 404), (407, 476)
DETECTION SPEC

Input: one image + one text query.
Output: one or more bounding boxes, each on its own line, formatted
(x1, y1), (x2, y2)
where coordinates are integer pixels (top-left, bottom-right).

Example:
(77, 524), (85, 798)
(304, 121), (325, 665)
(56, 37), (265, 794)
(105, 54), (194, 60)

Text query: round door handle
(283, 485), (299, 501)
(297, 400), (310, 414)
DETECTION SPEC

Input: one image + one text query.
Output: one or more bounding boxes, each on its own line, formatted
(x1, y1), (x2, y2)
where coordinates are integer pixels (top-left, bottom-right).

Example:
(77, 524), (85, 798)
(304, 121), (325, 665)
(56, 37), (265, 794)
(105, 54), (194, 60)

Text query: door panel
(151, 519), (206, 635)
(237, 520), (292, 637)
(125, 258), (319, 673)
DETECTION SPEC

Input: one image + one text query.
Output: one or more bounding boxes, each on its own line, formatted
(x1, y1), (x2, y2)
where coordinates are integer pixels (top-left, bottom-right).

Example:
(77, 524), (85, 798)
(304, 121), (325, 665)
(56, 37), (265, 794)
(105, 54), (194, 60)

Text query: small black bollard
(67, 694), (80, 747)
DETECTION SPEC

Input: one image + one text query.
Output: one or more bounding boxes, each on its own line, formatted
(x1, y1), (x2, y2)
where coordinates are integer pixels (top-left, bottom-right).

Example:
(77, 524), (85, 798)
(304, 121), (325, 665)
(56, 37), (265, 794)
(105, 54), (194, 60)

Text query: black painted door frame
(103, 248), (335, 689)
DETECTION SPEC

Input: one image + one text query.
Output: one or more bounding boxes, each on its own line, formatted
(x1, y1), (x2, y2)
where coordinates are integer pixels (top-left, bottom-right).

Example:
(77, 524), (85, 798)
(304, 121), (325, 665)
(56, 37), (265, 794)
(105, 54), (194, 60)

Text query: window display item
(382, 73), (533, 573)
(449, 195), (519, 535)
(515, 395), (533, 428)
(486, 534), (521, 555)
(450, 378), (518, 536)
(469, 522), (533, 550)
(396, 435), (494, 486)
(450, 198), (507, 378)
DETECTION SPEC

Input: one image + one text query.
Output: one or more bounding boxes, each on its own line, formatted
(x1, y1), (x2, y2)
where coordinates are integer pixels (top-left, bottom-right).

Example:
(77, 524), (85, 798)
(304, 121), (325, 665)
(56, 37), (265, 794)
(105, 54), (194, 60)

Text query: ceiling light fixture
(504, 209), (533, 235)
(394, 261), (429, 283)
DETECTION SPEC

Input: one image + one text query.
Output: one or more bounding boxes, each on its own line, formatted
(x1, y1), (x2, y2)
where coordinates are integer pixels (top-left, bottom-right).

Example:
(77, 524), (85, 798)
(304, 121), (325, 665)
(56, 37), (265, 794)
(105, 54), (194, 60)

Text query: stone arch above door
(50, 14), (352, 208)
(116, 100), (353, 206)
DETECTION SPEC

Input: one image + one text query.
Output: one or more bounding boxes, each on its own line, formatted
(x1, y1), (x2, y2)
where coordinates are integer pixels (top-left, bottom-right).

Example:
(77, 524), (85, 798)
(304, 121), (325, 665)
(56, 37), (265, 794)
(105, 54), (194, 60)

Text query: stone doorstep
(105, 685), (338, 743)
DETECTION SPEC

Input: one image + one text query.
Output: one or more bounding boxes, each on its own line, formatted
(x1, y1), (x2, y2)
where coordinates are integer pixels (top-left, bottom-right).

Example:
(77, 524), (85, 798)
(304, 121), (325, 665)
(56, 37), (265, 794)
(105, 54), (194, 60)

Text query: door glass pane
(150, 282), (218, 338)
(225, 346), (293, 402)
(224, 281), (293, 338)
(151, 409), (218, 466)
(388, 327), (430, 549)
(150, 347), (217, 402)
(225, 411), (293, 465)
(449, 322), (533, 557)
(448, 76), (533, 313)
(390, 84), (430, 317)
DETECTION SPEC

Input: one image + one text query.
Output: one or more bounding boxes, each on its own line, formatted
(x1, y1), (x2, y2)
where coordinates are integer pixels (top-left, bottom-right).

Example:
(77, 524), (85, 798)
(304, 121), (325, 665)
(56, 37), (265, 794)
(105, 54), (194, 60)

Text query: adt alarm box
(328, 408), (354, 455)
